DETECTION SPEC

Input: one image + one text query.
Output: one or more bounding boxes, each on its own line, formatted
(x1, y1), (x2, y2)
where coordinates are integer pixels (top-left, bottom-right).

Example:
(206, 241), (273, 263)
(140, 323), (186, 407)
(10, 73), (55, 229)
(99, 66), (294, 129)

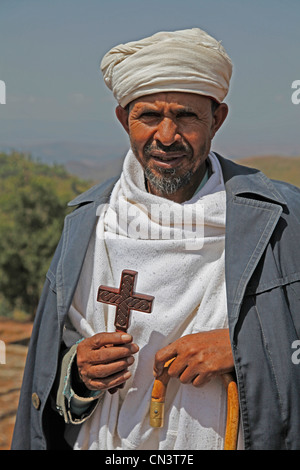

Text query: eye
(140, 111), (161, 118)
(138, 111), (162, 124)
(176, 111), (197, 119)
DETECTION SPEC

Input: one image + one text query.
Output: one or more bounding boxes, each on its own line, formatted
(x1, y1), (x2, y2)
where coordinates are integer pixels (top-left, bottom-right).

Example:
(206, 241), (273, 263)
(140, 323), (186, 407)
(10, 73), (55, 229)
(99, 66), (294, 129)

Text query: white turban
(101, 28), (233, 107)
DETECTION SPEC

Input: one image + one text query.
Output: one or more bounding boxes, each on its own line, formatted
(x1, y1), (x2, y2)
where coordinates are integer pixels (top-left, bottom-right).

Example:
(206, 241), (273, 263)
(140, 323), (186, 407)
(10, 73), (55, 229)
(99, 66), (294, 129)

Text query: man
(12, 28), (300, 450)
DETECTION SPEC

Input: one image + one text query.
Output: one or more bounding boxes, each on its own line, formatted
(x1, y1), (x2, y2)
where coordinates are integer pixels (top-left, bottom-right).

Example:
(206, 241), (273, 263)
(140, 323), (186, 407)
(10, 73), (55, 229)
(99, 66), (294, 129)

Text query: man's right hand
(76, 332), (139, 393)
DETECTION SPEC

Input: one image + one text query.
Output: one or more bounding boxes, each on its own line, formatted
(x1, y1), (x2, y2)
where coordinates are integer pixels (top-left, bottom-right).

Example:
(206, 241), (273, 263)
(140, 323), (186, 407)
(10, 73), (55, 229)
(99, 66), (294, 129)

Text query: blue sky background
(0, 0), (299, 161)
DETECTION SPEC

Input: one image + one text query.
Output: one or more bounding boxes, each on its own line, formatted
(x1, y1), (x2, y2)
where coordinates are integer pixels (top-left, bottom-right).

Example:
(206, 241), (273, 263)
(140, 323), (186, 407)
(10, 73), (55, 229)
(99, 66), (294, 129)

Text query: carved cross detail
(97, 270), (154, 332)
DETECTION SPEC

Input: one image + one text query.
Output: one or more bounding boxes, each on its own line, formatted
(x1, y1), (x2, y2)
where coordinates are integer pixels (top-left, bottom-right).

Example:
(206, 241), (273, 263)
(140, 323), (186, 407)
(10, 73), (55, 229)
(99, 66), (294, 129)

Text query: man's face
(116, 92), (228, 202)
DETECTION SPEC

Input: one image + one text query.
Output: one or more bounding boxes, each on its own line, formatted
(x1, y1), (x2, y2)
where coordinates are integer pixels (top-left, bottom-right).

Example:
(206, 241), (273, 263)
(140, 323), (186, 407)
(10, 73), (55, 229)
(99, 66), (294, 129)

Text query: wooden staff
(150, 361), (240, 450)
(221, 373), (240, 450)
(149, 358), (175, 428)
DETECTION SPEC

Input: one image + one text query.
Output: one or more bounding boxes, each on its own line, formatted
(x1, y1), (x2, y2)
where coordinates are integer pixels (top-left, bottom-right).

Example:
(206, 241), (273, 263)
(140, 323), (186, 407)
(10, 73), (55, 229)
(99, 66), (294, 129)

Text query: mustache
(143, 140), (193, 157)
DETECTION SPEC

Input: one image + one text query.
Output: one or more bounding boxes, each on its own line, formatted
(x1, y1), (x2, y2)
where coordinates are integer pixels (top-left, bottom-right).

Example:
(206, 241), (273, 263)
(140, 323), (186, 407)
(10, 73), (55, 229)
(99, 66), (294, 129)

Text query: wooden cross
(97, 269), (154, 332)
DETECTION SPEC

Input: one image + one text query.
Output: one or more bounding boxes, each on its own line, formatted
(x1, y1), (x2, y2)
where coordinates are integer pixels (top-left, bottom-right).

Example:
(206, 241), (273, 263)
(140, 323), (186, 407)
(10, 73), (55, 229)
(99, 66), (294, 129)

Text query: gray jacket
(11, 154), (300, 450)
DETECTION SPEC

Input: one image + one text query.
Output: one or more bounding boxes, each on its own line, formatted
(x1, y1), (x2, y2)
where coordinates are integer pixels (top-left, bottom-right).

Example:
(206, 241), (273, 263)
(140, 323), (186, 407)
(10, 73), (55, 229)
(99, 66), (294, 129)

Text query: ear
(115, 105), (130, 134)
(210, 103), (229, 139)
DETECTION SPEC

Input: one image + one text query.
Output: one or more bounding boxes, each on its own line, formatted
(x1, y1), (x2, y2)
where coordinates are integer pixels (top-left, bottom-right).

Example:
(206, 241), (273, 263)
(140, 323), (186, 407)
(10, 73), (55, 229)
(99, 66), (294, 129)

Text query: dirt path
(0, 319), (33, 450)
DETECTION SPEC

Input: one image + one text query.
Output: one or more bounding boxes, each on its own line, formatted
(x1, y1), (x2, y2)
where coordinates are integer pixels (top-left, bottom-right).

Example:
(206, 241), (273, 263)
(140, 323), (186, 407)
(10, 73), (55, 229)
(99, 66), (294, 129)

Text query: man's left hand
(153, 328), (234, 387)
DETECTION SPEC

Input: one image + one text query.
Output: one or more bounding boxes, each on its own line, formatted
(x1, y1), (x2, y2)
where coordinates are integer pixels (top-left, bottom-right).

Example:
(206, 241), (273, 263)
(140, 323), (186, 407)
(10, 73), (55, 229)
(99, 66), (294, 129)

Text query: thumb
(153, 343), (177, 378)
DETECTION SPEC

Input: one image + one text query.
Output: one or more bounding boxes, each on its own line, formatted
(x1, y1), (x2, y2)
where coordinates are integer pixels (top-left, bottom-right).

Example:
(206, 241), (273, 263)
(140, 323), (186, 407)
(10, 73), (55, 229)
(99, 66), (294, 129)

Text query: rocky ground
(0, 319), (33, 450)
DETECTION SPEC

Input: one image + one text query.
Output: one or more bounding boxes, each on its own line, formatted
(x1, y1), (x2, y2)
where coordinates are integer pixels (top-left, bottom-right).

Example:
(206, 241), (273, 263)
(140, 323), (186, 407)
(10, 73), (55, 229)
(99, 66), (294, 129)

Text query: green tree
(0, 152), (90, 319)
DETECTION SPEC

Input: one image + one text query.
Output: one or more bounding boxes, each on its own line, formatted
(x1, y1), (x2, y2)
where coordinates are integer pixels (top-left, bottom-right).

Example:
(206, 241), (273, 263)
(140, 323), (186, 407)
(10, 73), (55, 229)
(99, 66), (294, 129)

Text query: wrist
(71, 356), (91, 397)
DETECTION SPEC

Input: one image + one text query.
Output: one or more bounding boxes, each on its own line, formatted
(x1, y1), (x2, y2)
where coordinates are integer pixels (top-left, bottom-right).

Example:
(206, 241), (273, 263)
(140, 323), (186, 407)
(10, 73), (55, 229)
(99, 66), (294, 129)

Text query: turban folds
(101, 28), (233, 107)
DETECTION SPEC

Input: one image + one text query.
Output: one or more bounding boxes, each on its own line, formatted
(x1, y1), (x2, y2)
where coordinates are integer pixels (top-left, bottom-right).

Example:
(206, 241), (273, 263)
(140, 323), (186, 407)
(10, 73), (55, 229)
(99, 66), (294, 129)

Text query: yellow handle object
(150, 358), (175, 428)
(150, 364), (239, 450)
(221, 373), (240, 450)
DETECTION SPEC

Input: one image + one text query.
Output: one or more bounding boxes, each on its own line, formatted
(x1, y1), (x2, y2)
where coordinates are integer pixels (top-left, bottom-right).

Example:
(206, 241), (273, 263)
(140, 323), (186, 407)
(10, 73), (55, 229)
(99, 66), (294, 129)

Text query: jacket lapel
(217, 155), (287, 339)
(56, 177), (118, 320)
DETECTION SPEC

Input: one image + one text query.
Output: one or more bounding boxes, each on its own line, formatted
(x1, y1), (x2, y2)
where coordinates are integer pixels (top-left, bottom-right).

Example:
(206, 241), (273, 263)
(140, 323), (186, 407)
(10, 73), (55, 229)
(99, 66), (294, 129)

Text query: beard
(132, 139), (196, 195)
(143, 166), (194, 195)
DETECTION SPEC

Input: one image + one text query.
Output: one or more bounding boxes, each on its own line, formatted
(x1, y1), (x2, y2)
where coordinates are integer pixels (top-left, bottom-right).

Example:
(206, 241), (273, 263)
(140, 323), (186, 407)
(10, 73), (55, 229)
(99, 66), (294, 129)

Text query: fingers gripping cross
(97, 270), (154, 332)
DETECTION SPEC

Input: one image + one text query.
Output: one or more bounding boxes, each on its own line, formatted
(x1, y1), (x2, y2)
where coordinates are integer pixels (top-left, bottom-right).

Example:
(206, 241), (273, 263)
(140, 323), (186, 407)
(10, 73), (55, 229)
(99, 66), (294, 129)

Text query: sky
(0, 0), (299, 161)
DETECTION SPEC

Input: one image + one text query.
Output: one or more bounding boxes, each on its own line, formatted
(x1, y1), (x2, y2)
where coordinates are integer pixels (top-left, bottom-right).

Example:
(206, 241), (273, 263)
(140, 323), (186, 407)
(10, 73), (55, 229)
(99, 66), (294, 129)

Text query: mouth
(150, 152), (187, 169)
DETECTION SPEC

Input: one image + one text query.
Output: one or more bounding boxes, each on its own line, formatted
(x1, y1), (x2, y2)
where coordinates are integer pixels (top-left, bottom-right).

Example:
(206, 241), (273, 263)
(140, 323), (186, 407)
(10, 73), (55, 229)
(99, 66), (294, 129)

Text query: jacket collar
(216, 153), (287, 206)
(68, 176), (119, 207)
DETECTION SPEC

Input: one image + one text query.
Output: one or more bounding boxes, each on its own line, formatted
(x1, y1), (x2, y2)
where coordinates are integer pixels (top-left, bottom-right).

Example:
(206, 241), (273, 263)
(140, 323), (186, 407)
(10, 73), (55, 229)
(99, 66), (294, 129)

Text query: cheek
(129, 122), (153, 148)
(128, 123), (152, 167)
(188, 127), (211, 152)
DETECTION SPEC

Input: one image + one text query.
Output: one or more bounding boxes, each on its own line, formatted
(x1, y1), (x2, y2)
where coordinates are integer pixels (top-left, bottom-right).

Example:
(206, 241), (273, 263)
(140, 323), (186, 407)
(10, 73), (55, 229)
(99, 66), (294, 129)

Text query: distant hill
(236, 155), (300, 188)
(64, 153), (300, 188)
(64, 152), (300, 188)
(65, 156), (123, 183)
(0, 142), (126, 185)
(65, 153), (300, 188)
(2, 142), (299, 188)
(2, 142), (300, 188)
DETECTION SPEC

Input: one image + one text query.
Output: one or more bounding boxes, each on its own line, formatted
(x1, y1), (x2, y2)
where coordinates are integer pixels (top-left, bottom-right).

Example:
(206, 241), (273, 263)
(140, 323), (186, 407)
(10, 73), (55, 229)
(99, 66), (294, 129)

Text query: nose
(153, 118), (180, 147)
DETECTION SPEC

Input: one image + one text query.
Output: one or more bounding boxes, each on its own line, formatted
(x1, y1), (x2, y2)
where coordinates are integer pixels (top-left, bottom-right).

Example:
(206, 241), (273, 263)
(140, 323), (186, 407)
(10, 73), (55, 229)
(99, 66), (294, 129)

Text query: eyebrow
(136, 105), (197, 114)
